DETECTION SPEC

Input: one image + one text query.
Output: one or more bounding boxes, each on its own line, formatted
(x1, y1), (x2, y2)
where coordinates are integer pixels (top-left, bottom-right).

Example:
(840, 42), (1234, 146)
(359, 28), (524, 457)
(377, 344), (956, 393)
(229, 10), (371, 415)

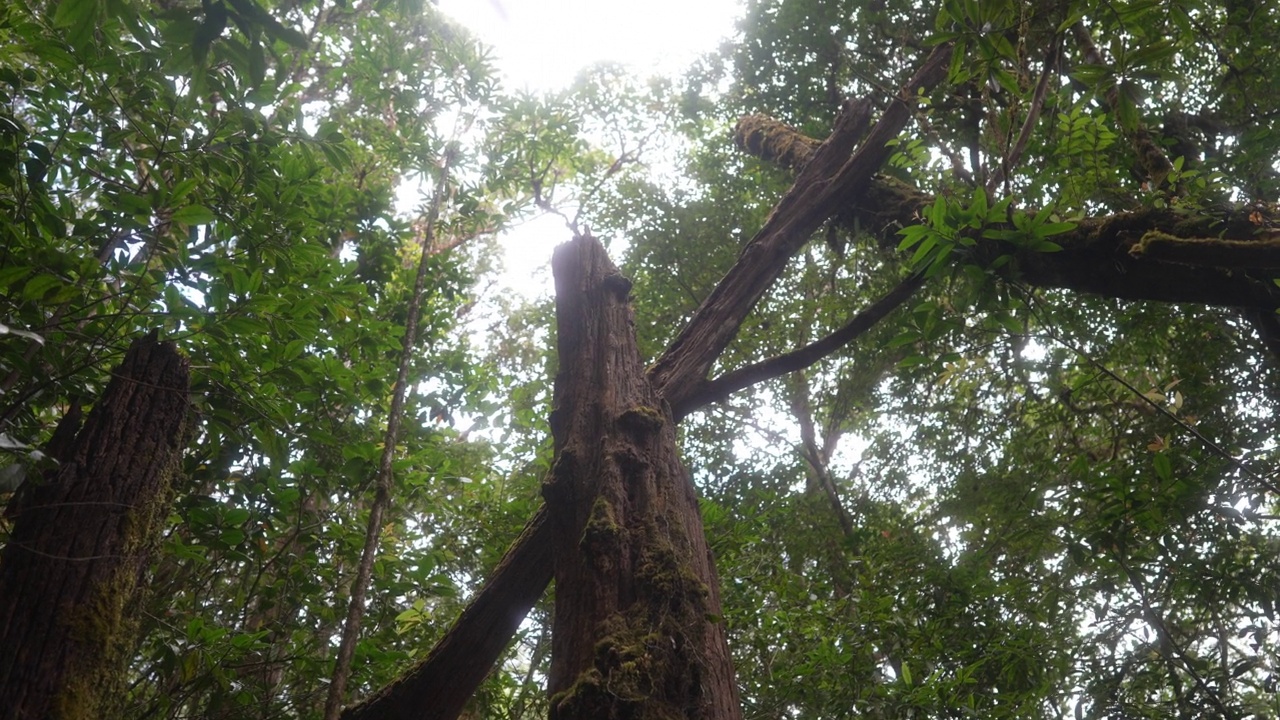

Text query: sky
(437, 0), (741, 93)
(434, 0), (742, 296)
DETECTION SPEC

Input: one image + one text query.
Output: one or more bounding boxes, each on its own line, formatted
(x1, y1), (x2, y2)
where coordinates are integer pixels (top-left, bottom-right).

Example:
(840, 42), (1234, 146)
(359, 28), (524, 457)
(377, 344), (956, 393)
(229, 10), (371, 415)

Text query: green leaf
(982, 228), (1021, 241)
(172, 204), (216, 225)
(168, 178), (200, 203)
(1037, 221), (1077, 237)
(1126, 40), (1177, 70)
(1153, 453), (1172, 482)
(21, 274), (62, 301)
(52, 0), (95, 28)
(1070, 64), (1113, 87)
(887, 331), (921, 349)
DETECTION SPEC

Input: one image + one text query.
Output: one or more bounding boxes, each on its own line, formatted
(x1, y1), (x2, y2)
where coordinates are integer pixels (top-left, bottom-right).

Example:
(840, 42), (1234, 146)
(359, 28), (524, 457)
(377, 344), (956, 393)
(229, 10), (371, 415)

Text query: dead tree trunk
(0, 333), (190, 720)
(337, 45), (954, 720)
(543, 235), (741, 720)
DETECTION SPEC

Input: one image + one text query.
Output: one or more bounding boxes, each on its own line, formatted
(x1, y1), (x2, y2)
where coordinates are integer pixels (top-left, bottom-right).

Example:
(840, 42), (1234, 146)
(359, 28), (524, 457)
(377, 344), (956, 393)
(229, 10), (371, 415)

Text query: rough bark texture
(339, 47), (957, 720)
(339, 505), (553, 720)
(0, 333), (190, 720)
(544, 235), (741, 720)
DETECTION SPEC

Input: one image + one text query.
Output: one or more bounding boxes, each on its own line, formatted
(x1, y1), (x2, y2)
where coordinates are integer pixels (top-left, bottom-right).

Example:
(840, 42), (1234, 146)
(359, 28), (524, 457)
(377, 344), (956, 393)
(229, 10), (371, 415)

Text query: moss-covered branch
(733, 115), (1280, 314)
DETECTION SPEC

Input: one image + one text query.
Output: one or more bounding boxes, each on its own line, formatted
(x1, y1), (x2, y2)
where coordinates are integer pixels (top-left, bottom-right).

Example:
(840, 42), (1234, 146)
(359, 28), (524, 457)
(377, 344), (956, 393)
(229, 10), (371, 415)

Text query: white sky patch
(493, 213), (574, 297)
(438, 0), (741, 94)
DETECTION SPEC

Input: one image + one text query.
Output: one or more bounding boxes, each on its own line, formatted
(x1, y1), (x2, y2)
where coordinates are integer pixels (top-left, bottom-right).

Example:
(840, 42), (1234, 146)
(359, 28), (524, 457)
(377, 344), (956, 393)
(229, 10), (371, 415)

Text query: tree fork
(341, 46), (958, 720)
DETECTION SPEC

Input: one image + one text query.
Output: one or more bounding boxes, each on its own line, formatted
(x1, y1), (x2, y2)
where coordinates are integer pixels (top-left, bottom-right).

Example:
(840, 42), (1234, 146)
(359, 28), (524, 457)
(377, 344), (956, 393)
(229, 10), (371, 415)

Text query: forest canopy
(1, 0), (1279, 719)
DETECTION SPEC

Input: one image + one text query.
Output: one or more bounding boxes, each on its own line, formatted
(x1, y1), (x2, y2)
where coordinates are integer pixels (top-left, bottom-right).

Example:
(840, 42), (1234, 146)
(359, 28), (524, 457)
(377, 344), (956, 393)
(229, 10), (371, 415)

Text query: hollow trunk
(0, 333), (190, 720)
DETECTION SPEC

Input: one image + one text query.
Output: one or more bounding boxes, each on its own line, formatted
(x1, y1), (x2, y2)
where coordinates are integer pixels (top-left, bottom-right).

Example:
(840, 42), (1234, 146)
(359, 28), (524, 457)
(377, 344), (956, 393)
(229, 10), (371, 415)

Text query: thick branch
(735, 117), (1280, 313)
(672, 271), (926, 420)
(340, 506), (553, 720)
(649, 44), (953, 411)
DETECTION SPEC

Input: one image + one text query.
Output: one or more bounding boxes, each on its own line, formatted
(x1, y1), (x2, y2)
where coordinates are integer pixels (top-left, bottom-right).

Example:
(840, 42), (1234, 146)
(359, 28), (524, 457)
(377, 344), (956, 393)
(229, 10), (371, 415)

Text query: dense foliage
(2, 0), (1279, 718)
(601, 0), (1280, 717)
(0, 0), (542, 715)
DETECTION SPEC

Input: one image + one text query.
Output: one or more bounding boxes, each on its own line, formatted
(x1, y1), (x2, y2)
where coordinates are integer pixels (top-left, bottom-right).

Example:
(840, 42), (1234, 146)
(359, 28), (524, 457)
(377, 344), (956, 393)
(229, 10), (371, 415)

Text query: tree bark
(543, 234), (741, 720)
(0, 332), (190, 720)
(735, 113), (1280, 313)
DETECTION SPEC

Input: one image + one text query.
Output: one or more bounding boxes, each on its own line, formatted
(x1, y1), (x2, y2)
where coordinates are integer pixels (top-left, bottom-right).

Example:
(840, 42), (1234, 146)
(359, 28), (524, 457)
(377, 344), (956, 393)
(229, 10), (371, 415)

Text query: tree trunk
(339, 48), (953, 720)
(543, 235), (741, 720)
(0, 333), (190, 720)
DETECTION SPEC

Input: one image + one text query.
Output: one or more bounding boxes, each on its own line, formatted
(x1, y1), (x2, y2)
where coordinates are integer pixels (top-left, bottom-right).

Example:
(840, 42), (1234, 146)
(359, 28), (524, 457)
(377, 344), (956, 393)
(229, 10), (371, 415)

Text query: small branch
(1022, 287), (1280, 496)
(323, 147), (455, 720)
(792, 377), (857, 539)
(673, 271), (925, 419)
(1114, 555), (1235, 718)
(986, 34), (1061, 195)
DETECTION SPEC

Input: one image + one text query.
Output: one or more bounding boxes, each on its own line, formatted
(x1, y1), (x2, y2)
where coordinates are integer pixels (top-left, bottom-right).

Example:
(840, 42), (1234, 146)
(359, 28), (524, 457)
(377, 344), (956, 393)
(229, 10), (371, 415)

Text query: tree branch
(339, 506), (553, 720)
(672, 271), (926, 420)
(734, 117), (1280, 314)
(650, 44), (953, 411)
(986, 34), (1061, 195)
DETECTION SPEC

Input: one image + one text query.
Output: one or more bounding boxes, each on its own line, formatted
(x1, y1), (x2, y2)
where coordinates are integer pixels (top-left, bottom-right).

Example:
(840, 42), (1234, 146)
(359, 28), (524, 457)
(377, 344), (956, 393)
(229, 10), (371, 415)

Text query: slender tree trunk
(543, 235), (741, 720)
(0, 332), (190, 720)
(325, 149), (454, 719)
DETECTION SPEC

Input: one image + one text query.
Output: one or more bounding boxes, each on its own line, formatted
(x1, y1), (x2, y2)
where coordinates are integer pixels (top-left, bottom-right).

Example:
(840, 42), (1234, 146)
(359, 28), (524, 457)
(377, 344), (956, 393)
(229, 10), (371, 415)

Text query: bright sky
(435, 0), (742, 296)
(437, 0), (741, 93)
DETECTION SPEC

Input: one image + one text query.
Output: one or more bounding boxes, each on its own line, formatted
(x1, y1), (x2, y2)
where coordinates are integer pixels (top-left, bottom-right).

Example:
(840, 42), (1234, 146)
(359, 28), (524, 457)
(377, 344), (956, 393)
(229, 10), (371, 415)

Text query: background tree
(0, 0), (532, 716)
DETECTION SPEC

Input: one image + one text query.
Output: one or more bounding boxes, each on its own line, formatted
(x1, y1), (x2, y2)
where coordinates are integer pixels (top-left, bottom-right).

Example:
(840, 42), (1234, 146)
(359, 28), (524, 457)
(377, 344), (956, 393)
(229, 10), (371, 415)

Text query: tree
(0, 333), (189, 719)
(4, 0), (1280, 718)
(354, 0), (1280, 718)
(0, 0), (517, 716)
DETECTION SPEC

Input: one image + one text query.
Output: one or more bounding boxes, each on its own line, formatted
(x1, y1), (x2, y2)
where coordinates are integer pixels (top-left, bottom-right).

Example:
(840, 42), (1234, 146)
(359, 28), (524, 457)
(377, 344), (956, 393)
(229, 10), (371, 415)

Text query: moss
(733, 114), (820, 171)
(55, 450), (179, 719)
(618, 405), (665, 435)
(581, 495), (623, 553)
(553, 521), (712, 720)
(1130, 229), (1280, 268)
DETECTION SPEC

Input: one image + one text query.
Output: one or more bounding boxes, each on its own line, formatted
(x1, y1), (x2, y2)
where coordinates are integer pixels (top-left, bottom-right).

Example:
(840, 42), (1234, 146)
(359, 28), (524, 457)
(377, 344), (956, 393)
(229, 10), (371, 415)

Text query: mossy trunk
(0, 333), (189, 720)
(544, 235), (741, 720)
